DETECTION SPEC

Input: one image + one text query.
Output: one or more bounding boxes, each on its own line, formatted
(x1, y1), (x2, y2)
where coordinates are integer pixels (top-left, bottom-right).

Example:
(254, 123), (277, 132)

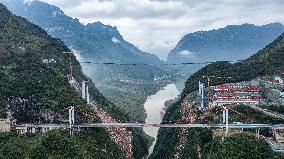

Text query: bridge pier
(81, 81), (90, 104)
(82, 81), (86, 99)
(225, 108), (229, 137)
(69, 106), (75, 135)
(222, 107), (229, 137)
(256, 128), (260, 139)
(199, 81), (205, 110)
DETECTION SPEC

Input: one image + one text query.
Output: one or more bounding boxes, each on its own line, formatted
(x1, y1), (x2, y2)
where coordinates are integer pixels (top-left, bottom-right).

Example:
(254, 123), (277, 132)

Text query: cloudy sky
(37, 0), (284, 60)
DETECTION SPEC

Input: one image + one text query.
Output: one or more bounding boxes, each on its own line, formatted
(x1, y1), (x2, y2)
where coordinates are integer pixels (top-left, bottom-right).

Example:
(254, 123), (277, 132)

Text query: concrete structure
(0, 111), (16, 132)
(210, 84), (262, 106)
(69, 106), (75, 134)
(273, 129), (284, 143)
(222, 108), (229, 137)
(198, 81), (202, 95)
(199, 81), (206, 110)
(86, 85), (90, 103)
(15, 124), (59, 134)
(0, 119), (12, 132)
(35, 123), (284, 129)
(81, 81), (90, 103)
(82, 81), (86, 99)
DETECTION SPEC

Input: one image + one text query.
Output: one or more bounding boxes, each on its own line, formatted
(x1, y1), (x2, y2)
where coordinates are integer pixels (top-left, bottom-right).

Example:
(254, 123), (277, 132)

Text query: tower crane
(202, 75), (232, 87)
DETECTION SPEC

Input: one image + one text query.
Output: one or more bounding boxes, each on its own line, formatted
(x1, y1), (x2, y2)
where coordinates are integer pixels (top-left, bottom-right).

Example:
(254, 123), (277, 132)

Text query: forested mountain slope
(0, 3), (153, 158)
(0, 2), (126, 121)
(151, 30), (284, 158)
(1, 0), (170, 121)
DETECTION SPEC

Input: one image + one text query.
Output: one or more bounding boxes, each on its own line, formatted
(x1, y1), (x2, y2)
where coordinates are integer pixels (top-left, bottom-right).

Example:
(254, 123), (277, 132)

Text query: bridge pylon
(69, 106), (75, 135)
(222, 107), (229, 137)
(199, 81), (206, 110)
(81, 81), (90, 104)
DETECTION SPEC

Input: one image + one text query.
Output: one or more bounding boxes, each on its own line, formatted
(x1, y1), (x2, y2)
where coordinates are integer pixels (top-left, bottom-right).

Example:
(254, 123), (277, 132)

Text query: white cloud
(37, 0), (284, 60)
(178, 50), (193, 56)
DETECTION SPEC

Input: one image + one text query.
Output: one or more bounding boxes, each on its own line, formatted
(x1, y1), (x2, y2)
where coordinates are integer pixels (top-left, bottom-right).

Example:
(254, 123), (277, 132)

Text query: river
(143, 83), (181, 156)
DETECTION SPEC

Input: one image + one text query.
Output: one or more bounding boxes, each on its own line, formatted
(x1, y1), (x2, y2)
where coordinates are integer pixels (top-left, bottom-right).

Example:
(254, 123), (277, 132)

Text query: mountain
(150, 30), (284, 158)
(168, 23), (284, 64)
(1, 0), (170, 121)
(0, 3), (130, 158)
(0, 1), (126, 121)
(2, 0), (161, 64)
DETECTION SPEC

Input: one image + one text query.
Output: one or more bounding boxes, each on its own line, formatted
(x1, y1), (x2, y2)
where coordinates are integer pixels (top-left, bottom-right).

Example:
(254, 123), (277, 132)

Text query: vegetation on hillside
(230, 105), (284, 124)
(149, 128), (181, 159)
(182, 32), (284, 97)
(202, 134), (275, 159)
(0, 3), (152, 158)
(259, 105), (284, 115)
(0, 3), (127, 121)
(0, 130), (127, 159)
(152, 29), (284, 158)
(1, 0), (174, 122)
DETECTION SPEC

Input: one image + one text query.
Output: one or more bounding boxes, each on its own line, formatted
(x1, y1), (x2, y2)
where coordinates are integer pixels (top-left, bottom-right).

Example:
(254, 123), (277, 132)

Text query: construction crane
(203, 75), (232, 87)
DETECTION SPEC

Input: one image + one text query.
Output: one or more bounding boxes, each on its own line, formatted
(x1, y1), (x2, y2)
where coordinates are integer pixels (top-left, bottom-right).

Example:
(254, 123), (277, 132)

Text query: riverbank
(143, 84), (180, 156)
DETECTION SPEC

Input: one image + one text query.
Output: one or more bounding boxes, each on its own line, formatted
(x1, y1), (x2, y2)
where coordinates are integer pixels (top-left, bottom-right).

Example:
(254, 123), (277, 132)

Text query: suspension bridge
(34, 123), (284, 129)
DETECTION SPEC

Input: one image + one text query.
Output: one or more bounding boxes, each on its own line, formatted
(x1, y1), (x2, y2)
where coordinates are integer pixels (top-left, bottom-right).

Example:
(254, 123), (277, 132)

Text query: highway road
(249, 105), (284, 119)
(34, 123), (284, 129)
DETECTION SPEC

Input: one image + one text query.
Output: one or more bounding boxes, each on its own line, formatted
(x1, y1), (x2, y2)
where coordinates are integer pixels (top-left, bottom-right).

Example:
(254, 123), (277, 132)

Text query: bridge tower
(81, 81), (90, 104)
(199, 81), (205, 110)
(69, 106), (75, 134)
(222, 107), (229, 137)
(82, 81), (86, 99)
(86, 84), (90, 104)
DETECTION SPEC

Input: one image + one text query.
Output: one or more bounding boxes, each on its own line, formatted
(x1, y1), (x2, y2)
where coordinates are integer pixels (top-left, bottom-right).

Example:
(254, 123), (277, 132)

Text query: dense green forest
(0, 3), (151, 158)
(0, 130), (127, 159)
(0, 3), (126, 122)
(151, 29), (284, 158)
(202, 134), (275, 159)
(1, 0), (174, 122)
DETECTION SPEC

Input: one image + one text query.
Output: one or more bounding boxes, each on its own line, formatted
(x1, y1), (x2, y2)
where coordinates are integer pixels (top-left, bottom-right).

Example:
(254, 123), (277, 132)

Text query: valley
(143, 84), (181, 155)
(0, 0), (284, 159)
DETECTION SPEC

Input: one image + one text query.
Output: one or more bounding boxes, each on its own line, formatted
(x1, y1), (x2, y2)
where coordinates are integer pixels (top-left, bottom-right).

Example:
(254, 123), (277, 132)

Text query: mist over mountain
(2, 0), (162, 64)
(0, 0), (132, 123)
(168, 23), (284, 63)
(1, 0), (171, 121)
(0, 2), (155, 158)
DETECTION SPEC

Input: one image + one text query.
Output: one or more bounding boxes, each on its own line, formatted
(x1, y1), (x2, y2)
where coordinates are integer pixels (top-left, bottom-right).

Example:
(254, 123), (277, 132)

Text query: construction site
(196, 75), (284, 152)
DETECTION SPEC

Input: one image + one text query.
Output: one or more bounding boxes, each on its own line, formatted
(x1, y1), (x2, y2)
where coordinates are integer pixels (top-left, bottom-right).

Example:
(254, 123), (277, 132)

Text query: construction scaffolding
(209, 84), (263, 105)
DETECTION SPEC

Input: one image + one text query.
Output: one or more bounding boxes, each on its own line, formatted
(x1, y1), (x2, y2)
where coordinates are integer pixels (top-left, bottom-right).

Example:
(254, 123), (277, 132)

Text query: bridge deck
(33, 123), (284, 129)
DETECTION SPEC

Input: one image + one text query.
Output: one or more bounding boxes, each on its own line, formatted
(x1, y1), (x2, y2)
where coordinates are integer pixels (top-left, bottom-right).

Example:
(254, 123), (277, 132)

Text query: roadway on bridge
(35, 123), (284, 129)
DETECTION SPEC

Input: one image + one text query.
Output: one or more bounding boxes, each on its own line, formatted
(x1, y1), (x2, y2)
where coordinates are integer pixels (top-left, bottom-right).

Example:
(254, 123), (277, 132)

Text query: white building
(274, 76), (284, 84)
